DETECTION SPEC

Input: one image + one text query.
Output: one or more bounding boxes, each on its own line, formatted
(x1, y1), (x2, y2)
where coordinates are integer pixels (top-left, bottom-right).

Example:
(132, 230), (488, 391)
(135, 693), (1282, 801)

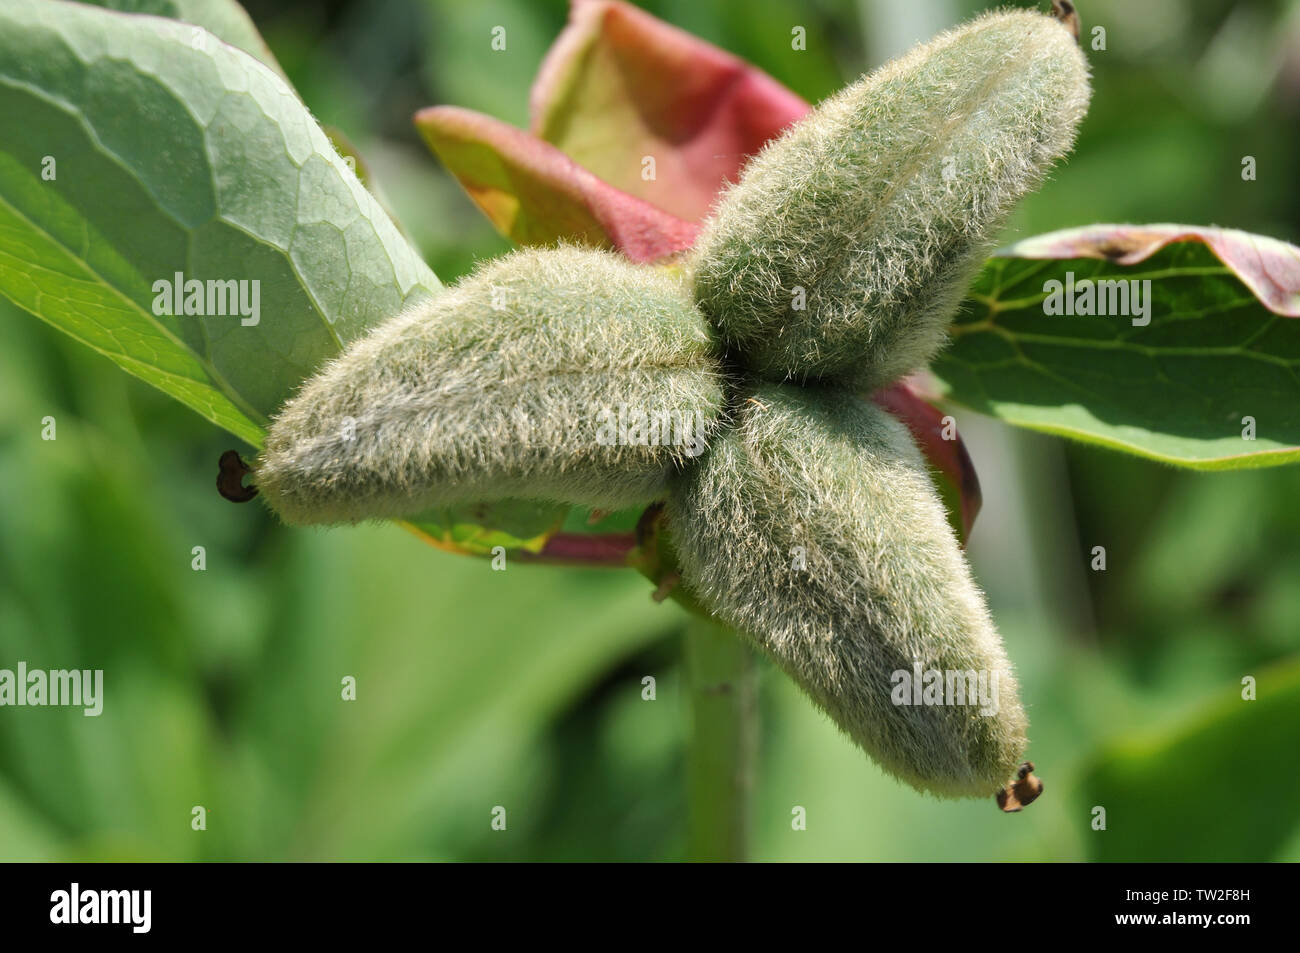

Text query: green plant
(2, 0), (1298, 862)
(257, 9), (1085, 802)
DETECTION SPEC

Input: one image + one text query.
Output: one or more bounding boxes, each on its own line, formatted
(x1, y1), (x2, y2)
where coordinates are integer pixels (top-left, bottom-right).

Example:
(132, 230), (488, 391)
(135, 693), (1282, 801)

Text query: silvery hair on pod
(668, 385), (1027, 796)
(691, 11), (1090, 391)
(256, 246), (727, 525)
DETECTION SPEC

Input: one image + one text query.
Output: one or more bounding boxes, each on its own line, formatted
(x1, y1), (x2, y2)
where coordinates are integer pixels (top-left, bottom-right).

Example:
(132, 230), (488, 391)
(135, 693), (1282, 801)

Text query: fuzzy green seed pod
(256, 246), (726, 525)
(667, 385), (1026, 796)
(691, 10), (1091, 390)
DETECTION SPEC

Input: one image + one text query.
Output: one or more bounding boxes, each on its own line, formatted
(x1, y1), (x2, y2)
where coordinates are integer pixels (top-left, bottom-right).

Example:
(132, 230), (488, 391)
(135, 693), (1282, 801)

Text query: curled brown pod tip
(1051, 0), (1081, 42)
(217, 450), (258, 503)
(996, 761), (1044, 813)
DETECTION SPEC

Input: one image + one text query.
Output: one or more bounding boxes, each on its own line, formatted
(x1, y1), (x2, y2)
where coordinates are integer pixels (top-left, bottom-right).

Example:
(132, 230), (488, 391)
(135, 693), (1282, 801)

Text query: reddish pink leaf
(1003, 224), (1300, 317)
(529, 0), (810, 222)
(872, 379), (982, 543)
(415, 105), (698, 263)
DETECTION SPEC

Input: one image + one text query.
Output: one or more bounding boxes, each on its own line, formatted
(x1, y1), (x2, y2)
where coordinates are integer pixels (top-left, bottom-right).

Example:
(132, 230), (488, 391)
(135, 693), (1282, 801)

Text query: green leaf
(404, 500), (568, 557)
(0, 0), (439, 447)
(1079, 658), (1300, 861)
(76, 0), (288, 82)
(934, 225), (1300, 469)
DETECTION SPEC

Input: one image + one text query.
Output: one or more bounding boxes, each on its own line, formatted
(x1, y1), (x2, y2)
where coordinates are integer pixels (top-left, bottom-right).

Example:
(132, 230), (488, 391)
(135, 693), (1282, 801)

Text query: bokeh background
(2, 0), (1299, 860)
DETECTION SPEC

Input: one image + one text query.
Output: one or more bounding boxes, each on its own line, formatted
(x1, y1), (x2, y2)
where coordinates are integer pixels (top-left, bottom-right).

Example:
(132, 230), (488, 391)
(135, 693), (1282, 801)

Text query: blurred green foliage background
(1, 0), (1298, 861)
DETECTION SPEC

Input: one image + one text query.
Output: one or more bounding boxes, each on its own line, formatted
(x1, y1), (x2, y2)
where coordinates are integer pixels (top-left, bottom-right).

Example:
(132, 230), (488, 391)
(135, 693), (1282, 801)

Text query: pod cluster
(256, 11), (1089, 797)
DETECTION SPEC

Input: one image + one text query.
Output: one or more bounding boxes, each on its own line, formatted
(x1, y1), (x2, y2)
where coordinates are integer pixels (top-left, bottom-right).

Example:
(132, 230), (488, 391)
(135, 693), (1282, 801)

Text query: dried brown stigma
(996, 761), (1044, 812)
(1050, 1), (1081, 43)
(217, 450), (258, 503)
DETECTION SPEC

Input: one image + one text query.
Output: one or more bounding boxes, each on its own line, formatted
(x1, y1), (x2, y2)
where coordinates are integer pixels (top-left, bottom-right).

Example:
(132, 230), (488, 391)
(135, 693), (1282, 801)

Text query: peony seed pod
(691, 10), (1091, 391)
(256, 246), (726, 525)
(667, 384), (1026, 796)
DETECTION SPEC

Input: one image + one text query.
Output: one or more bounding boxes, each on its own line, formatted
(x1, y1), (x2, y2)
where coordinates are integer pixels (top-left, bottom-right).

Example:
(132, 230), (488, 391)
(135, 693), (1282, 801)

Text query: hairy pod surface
(667, 385), (1027, 796)
(691, 11), (1091, 390)
(257, 246), (726, 525)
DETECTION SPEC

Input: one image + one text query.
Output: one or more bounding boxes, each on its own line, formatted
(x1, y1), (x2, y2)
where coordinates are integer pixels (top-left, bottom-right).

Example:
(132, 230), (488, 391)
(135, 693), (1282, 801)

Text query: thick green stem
(684, 615), (757, 862)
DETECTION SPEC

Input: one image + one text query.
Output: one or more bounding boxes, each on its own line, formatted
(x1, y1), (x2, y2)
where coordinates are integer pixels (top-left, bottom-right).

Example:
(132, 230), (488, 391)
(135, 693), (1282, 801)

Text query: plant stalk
(684, 615), (757, 862)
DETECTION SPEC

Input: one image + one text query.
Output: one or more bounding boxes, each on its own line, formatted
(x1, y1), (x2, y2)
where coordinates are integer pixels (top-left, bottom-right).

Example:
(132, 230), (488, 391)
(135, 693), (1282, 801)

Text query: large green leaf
(77, 0), (287, 81)
(0, 0), (439, 447)
(1079, 658), (1300, 861)
(935, 225), (1300, 469)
